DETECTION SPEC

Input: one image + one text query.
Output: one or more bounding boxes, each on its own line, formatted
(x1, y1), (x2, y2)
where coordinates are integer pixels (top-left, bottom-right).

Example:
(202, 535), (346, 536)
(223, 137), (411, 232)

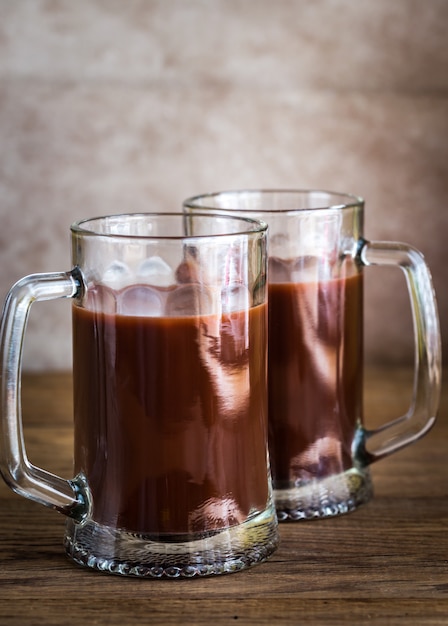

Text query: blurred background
(0, 0), (446, 371)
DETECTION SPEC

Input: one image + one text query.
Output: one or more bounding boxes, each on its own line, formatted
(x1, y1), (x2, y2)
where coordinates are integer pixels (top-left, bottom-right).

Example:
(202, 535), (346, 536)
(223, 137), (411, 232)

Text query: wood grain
(0, 368), (447, 625)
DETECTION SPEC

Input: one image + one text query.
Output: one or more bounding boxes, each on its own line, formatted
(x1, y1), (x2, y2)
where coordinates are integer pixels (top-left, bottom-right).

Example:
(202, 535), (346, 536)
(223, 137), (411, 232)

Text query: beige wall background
(0, 0), (447, 371)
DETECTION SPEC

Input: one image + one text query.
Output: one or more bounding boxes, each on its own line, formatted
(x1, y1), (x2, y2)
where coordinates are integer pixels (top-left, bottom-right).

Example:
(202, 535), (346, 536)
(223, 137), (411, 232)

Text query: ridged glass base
(64, 504), (278, 578)
(275, 467), (373, 521)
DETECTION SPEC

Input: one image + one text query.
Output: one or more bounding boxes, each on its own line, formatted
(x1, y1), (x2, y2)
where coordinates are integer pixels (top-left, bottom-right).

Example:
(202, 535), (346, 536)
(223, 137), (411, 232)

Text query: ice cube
(137, 256), (175, 287)
(165, 284), (214, 316)
(101, 261), (134, 290)
(117, 285), (164, 316)
(221, 284), (251, 313)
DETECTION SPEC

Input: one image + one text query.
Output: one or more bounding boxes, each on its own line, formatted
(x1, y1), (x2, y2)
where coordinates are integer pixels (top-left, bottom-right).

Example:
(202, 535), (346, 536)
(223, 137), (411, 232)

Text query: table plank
(1, 598), (448, 626)
(0, 368), (446, 625)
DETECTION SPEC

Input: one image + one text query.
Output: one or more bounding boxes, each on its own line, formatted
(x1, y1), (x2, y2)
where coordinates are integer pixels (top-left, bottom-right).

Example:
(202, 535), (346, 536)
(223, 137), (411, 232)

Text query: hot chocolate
(267, 271), (363, 488)
(72, 293), (269, 537)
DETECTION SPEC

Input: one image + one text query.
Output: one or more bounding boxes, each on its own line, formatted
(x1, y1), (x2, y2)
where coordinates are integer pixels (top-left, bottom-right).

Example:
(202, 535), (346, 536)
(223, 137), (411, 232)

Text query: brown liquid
(267, 273), (363, 487)
(72, 298), (269, 537)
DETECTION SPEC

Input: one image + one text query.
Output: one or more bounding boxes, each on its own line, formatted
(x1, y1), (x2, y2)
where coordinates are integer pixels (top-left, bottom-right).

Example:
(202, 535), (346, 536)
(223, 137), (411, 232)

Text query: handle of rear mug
(356, 239), (442, 464)
(0, 268), (90, 521)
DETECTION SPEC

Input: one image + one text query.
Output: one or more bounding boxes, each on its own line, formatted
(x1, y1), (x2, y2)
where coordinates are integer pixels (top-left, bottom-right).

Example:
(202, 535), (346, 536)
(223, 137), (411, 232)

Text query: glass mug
(183, 190), (442, 521)
(0, 212), (279, 577)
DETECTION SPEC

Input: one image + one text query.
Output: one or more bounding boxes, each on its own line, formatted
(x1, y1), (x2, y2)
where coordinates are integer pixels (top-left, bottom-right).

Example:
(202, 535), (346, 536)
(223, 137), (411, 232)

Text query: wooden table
(0, 368), (446, 625)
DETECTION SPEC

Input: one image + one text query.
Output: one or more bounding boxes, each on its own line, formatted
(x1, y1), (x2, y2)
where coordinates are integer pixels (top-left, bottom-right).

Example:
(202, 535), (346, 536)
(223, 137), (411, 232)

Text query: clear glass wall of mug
(0, 212), (278, 577)
(183, 190), (442, 521)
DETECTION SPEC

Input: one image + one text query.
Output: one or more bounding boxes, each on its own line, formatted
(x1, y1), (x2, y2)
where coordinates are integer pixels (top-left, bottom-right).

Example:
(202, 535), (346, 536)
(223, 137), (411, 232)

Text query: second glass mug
(183, 190), (442, 521)
(0, 212), (279, 577)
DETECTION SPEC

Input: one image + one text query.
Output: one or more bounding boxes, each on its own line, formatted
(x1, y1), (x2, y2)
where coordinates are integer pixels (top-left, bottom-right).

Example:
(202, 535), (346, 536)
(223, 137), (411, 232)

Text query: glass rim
(183, 189), (364, 213)
(71, 211), (268, 240)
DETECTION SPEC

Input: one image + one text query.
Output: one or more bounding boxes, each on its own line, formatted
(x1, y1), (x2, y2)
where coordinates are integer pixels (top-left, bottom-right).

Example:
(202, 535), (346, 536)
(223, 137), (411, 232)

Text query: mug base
(64, 503), (278, 578)
(274, 467), (373, 521)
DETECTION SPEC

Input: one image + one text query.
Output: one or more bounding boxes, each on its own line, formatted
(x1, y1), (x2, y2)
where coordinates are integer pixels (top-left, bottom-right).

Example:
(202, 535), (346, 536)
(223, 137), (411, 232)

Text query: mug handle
(0, 269), (90, 521)
(356, 240), (442, 464)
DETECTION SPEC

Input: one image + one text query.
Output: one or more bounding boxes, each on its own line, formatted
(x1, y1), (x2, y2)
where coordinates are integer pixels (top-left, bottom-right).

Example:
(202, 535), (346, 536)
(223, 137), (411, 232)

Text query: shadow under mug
(183, 190), (442, 521)
(0, 212), (278, 577)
